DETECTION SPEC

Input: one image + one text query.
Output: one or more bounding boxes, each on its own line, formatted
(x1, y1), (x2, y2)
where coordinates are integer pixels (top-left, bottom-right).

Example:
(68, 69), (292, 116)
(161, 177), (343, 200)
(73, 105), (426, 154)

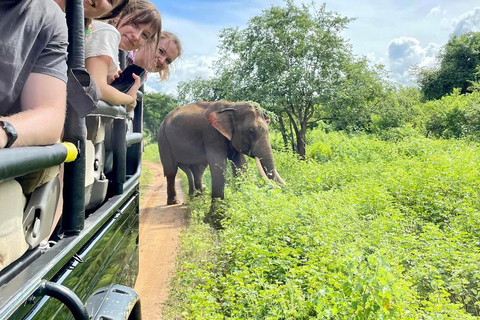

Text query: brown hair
(157, 31), (182, 81)
(113, 0), (162, 49)
(86, 0), (130, 31)
(98, 0), (130, 20)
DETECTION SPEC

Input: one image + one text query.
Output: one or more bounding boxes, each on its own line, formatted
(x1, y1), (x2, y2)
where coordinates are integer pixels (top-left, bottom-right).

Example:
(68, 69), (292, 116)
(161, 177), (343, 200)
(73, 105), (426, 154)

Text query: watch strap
(0, 121), (18, 148)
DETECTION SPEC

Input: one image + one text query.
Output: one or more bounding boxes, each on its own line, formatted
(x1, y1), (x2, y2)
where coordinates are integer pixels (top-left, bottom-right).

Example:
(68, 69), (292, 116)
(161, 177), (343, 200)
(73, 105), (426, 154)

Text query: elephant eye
(249, 128), (256, 140)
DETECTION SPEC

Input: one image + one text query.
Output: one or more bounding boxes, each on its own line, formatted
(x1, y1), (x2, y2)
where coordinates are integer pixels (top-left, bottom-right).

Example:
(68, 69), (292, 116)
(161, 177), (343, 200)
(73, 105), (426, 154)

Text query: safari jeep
(0, 1), (144, 319)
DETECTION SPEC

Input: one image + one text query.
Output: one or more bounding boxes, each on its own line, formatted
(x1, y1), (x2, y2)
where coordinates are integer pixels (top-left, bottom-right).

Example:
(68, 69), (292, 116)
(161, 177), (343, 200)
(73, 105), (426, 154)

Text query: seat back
(0, 180), (28, 272)
(23, 176), (61, 249)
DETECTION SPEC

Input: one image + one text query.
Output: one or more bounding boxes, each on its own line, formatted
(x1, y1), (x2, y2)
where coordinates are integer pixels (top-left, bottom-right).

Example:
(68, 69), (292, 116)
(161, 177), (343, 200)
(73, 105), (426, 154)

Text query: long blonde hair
(157, 31), (182, 81)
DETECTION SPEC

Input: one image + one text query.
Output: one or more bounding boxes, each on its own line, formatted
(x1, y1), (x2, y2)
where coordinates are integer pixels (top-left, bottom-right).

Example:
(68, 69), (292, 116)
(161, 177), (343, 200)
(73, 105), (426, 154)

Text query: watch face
(1, 121), (18, 148)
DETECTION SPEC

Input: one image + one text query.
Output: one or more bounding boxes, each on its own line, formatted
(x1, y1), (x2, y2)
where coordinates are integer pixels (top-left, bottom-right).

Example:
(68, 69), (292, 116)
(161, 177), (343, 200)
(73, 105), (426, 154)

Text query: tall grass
(164, 129), (480, 319)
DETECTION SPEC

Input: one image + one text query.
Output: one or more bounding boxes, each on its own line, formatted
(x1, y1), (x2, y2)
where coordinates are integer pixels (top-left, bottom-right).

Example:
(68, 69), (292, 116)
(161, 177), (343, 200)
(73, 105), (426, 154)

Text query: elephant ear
(208, 108), (235, 140)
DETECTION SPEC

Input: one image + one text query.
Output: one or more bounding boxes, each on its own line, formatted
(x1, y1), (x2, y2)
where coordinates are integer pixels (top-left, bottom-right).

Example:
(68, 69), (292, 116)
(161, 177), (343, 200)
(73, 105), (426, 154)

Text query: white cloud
(386, 37), (440, 85)
(427, 7), (442, 19)
(144, 55), (217, 95)
(452, 7), (480, 35)
(142, 14), (223, 95)
(147, 0), (477, 94)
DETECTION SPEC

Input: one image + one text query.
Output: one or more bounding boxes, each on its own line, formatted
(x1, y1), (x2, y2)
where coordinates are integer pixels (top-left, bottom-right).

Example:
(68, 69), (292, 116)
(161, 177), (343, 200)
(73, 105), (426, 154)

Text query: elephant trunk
(254, 155), (285, 186)
(255, 157), (274, 186)
(251, 135), (285, 185)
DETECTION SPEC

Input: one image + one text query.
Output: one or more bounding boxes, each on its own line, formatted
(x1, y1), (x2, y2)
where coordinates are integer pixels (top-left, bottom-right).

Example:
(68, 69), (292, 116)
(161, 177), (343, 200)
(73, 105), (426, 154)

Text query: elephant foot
(167, 198), (180, 205)
(203, 199), (225, 230)
(203, 212), (224, 230)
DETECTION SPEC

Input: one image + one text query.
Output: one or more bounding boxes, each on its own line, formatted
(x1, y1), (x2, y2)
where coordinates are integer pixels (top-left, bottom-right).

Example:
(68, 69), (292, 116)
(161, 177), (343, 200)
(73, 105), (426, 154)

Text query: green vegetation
(142, 143), (161, 163)
(164, 130), (480, 319)
(143, 92), (178, 143)
(414, 32), (480, 101)
(146, 2), (480, 318)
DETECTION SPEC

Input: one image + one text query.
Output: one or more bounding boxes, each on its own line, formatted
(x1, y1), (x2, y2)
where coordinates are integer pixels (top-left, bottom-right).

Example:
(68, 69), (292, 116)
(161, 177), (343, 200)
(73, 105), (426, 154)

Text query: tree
(214, 0), (355, 158)
(142, 92), (178, 142)
(324, 58), (394, 132)
(415, 31), (480, 101)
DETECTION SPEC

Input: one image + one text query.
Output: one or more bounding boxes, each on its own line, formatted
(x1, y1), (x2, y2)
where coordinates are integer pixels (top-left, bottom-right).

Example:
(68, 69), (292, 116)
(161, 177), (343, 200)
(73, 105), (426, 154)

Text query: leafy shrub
(420, 89), (480, 140)
(165, 130), (480, 319)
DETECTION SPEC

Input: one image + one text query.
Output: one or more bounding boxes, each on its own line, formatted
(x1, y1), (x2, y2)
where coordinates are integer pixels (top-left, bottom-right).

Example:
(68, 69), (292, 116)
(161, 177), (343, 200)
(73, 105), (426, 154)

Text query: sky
(145, 0), (480, 96)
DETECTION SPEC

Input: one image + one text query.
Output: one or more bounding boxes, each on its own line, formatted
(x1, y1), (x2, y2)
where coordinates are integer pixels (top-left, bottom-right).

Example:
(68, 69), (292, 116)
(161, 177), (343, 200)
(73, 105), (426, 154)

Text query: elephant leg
(204, 198), (225, 230)
(209, 160), (226, 199)
(179, 163), (195, 196)
(166, 174), (180, 205)
(158, 123), (180, 205)
(204, 146), (227, 199)
(164, 164), (180, 205)
(191, 163), (207, 193)
(230, 152), (247, 177)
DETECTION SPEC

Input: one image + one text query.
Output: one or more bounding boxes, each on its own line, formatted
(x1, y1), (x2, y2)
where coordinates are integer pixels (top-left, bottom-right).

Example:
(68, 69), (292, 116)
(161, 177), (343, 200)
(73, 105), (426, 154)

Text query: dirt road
(135, 161), (187, 320)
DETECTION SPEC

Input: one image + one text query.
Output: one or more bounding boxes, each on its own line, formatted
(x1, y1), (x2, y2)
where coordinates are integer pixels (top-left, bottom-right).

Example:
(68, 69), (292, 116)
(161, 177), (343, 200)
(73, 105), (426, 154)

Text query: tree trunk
(289, 120), (296, 152)
(278, 116), (289, 150)
(297, 124), (307, 159)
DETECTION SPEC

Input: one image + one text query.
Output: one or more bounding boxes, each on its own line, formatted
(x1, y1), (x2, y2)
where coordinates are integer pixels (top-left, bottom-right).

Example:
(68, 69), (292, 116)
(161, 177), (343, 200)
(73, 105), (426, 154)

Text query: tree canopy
(179, 1), (358, 157)
(415, 31), (480, 101)
(143, 92), (178, 142)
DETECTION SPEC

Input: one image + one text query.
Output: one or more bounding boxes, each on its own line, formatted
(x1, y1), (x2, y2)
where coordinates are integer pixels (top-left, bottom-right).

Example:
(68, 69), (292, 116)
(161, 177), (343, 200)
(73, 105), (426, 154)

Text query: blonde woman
(127, 31), (182, 81)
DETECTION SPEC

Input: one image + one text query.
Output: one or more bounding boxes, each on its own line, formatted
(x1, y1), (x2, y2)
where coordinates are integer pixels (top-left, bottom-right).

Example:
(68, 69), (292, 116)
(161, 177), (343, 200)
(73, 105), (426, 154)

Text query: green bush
(420, 89), (480, 140)
(165, 129), (480, 319)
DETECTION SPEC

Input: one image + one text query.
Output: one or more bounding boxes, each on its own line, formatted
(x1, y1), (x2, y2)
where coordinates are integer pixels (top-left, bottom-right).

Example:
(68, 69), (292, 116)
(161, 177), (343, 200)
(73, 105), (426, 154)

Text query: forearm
(86, 56), (136, 107)
(97, 82), (136, 106)
(0, 104), (65, 148)
(0, 73), (67, 149)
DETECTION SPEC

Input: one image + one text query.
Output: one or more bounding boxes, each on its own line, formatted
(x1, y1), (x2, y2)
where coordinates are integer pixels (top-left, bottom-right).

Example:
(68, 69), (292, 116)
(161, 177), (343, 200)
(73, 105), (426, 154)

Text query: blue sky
(145, 0), (480, 95)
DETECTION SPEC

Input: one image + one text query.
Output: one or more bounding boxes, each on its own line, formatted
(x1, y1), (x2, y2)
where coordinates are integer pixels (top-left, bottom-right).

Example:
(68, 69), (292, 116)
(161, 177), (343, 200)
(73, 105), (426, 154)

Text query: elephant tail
(157, 121), (177, 177)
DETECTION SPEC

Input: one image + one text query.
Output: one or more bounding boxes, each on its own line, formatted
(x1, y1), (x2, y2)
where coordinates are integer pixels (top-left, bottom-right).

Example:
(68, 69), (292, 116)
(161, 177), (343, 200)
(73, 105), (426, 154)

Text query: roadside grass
(139, 164), (152, 196)
(139, 143), (159, 198)
(164, 129), (480, 320)
(142, 142), (161, 163)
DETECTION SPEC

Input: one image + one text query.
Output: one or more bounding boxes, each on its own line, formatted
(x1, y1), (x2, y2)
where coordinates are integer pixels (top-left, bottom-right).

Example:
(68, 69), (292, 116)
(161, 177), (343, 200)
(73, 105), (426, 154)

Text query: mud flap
(85, 284), (141, 320)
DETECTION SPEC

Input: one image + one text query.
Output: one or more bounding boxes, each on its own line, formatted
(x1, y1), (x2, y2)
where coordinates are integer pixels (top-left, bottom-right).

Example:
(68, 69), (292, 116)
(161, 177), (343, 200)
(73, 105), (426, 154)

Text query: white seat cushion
(0, 179), (28, 272)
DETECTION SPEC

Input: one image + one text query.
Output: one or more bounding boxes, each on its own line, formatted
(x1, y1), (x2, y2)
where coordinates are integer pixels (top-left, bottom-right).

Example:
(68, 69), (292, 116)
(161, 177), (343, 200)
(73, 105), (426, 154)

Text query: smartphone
(110, 64), (146, 93)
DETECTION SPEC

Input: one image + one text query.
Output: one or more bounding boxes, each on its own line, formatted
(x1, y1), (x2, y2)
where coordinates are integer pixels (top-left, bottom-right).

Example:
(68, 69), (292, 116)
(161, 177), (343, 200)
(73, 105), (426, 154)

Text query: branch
(307, 117), (337, 125)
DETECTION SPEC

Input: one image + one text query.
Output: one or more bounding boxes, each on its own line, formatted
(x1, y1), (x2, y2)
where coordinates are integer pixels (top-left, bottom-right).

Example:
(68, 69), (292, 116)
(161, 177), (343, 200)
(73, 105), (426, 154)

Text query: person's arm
(85, 55), (140, 108)
(0, 73), (66, 149)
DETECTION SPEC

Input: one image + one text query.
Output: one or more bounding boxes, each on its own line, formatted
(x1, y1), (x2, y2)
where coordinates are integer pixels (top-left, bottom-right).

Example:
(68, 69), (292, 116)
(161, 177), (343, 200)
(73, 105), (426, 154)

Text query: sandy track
(135, 161), (187, 320)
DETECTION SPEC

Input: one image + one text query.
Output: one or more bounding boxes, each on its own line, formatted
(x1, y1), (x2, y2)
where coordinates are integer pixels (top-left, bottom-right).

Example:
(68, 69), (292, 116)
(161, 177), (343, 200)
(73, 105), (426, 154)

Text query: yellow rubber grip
(62, 142), (78, 163)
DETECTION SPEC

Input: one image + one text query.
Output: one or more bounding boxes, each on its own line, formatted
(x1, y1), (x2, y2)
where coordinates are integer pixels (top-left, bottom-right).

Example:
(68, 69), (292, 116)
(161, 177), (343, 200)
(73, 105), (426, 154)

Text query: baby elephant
(157, 100), (284, 206)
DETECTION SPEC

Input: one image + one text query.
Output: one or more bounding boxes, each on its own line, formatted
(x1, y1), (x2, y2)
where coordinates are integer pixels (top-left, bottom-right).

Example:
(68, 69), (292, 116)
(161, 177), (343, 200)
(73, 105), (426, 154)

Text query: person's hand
(130, 73), (142, 92)
(107, 69), (122, 84)
(125, 73), (141, 111)
(126, 94), (136, 112)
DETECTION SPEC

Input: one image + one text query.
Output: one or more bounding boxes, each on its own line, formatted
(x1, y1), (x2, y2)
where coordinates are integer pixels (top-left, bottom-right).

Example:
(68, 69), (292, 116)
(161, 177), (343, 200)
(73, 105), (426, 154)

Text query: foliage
(418, 88), (480, 140)
(178, 0), (358, 158)
(142, 142), (161, 163)
(414, 31), (480, 101)
(368, 86), (423, 135)
(166, 129), (480, 319)
(143, 92), (178, 142)
(322, 59), (393, 132)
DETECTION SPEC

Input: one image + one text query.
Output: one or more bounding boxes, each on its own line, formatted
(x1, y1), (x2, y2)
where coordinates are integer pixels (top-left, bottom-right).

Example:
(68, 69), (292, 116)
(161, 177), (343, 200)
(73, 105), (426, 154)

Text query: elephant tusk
(274, 169), (286, 185)
(255, 157), (274, 187)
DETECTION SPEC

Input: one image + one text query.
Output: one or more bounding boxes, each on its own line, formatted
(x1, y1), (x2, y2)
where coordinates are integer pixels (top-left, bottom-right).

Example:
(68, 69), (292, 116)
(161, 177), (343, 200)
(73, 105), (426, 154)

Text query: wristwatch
(0, 121), (18, 148)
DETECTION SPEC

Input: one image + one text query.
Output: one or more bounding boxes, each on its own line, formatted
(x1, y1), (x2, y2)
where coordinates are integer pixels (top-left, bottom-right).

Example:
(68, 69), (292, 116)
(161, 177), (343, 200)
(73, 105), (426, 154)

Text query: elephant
(157, 100), (285, 208)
